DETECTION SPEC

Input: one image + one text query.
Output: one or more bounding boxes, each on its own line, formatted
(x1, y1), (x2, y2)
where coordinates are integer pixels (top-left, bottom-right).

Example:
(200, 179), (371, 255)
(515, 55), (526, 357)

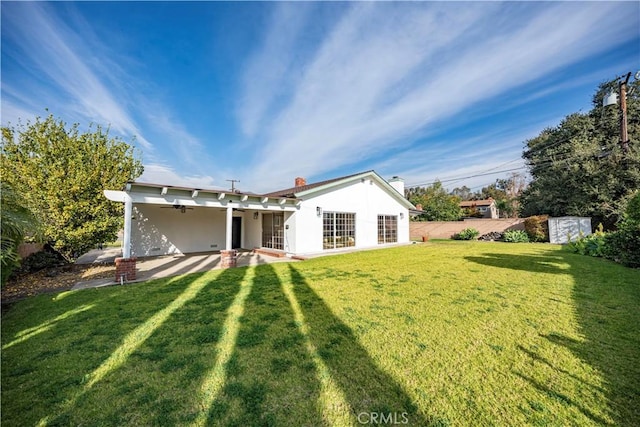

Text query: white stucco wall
(244, 211), (263, 249)
(131, 205), (249, 256)
(290, 178), (410, 255)
(127, 176), (410, 257)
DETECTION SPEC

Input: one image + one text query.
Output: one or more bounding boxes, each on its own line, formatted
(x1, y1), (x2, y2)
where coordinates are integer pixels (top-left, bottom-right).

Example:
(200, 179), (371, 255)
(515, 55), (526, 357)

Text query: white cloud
(236, 3), (314, 137)
(0, 99), (39, 127)
(141, 106), (213, 175)
(382, 127), (536, 191)
(1, 3), (153, 150)
(138, 164), (221, 190)
(239, 2), (638, 191)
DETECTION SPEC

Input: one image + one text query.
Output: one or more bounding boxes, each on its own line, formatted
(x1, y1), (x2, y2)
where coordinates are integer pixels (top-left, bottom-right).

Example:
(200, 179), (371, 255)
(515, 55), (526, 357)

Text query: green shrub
(600, 193), (640, 268)
(626, 191), (640, 222)
(524, 215), (549, 242)
(566, 227), (607, 257)
(0, 251), (21, 285)
(604, 225), (640, 268)
(604, 221), (640, 268)
(452, 228), (480, 240)
(15, 248), (67, 275)
(503, 230), (530, 243)
(462, 207), (483, 218)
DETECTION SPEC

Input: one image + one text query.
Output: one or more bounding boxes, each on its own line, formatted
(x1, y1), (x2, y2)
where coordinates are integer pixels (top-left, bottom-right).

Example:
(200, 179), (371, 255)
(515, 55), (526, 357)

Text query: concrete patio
(72, 250), (296, 291)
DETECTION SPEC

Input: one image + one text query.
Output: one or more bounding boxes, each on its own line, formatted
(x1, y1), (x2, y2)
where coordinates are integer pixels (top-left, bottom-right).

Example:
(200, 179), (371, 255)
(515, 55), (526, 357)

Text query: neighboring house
(459, 199), (498, 219)
(104, 170), (414, 261)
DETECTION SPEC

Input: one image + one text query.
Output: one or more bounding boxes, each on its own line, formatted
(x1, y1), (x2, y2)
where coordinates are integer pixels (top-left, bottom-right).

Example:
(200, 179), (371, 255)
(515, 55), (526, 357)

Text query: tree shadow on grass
(203, 263), (324, 426)
(2, 271), (220, 426)
(288, 264), (430, 426)
(465, 252), (569, 275)
(467, 250), (640, 425)
(38, 267), (247, 426)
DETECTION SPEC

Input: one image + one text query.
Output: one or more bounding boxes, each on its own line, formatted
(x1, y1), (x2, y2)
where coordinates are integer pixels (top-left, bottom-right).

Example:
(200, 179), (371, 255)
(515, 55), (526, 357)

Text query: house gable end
(289, 171), (414, 210)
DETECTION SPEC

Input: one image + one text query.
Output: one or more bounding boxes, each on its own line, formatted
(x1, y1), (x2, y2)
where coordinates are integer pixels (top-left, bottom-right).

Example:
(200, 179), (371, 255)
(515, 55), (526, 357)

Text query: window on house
(478, 207), (487, 213)
(323, 212), (356, 249)
(378, 215), (398, 244)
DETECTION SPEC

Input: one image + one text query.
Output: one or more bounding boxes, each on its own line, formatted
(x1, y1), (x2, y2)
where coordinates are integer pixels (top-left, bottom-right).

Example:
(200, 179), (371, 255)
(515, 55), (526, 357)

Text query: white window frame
(323, 212), (356, 250)
(378, 215), (398, 244)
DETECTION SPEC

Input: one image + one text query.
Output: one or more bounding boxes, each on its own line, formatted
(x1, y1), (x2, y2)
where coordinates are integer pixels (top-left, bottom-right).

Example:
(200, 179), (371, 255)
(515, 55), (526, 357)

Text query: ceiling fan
(160, 204), (194, 213)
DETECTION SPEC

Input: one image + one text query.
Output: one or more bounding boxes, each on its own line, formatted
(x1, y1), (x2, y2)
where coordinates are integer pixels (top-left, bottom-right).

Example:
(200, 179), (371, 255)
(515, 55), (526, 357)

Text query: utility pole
(619, 72), (631, 153)
(226, 179), (240, 192)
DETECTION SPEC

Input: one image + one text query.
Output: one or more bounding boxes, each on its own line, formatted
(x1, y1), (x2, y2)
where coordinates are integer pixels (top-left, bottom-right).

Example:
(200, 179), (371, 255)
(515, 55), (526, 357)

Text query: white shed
(548, 217), (592, 244)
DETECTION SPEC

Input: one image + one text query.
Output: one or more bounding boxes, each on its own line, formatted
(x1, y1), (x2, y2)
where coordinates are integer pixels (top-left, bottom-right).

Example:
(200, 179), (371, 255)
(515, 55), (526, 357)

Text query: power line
(407, 166), (527, 188)
(226, 179), (240, 192)
(407, 134), (617, 189)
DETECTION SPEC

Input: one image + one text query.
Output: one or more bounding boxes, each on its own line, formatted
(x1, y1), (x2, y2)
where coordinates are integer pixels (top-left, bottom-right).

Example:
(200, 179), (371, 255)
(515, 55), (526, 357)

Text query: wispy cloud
(236, 3), (315, 138)
(138, 164), (220, 190)
(377, 123), (543, 190)
(140, 104), (213, 175)
(1, 2), (220, 183)
(0, 99), (39, 127)
(1, 3), (152, 148)
(239, 2), (637, 191)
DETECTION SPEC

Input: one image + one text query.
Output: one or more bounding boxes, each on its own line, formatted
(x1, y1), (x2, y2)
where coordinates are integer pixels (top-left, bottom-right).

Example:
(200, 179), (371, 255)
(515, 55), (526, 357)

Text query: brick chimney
(295, 177), (306, 187)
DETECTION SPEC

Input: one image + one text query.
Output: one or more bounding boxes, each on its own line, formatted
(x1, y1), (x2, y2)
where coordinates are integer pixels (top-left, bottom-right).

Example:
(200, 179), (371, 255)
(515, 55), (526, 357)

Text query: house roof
(119, 170), (414, 210)
(459, 199), (495, 208)
(264, 170), (373, 198)
(106, 180), (301, 212)
(266, 170), (414, 210)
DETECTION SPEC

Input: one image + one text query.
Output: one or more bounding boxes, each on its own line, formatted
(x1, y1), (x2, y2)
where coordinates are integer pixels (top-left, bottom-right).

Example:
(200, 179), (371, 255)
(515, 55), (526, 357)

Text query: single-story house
(459, 199), (498, 219)
(104, 170), (414, 277)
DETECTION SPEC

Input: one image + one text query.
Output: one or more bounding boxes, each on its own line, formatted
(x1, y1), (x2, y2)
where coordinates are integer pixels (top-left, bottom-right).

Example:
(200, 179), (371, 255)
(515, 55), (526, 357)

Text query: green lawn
(2, 242), (639, 426)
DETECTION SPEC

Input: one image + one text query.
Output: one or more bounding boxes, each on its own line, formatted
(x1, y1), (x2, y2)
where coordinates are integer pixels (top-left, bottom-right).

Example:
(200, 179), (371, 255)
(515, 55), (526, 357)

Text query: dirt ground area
(1, 263), (115, 303)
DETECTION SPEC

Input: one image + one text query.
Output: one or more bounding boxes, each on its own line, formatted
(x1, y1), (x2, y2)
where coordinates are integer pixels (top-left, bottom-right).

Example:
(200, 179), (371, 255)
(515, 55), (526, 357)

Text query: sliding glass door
(262, 213), (284, 250)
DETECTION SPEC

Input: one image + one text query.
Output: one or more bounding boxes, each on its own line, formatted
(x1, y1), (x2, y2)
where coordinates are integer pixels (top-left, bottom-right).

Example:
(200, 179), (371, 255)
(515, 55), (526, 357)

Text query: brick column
(220, 250), (237, 268)
(115, 257), (137, 282)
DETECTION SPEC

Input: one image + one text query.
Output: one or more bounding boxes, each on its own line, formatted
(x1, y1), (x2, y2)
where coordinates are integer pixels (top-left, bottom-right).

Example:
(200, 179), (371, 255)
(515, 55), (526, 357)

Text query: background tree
(1, 115), (143, 260)
(451, 185), (473, 201)
(0, 183), (39, 284)
(520, 77), (640, 229)
(476, 183), (508, 201)
(408, 181), (462, 221)
(468, 173), (525, 217)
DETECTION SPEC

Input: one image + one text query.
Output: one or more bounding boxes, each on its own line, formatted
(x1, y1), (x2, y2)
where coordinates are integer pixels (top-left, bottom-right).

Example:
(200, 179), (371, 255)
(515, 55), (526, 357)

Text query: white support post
(225, 206), (233, 250)
(123, 194), (133, 259)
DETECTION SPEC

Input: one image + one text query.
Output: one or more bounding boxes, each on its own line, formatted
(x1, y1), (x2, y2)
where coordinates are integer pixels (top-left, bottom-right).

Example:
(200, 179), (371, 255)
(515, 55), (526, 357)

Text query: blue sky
(2, 2), (639, 193)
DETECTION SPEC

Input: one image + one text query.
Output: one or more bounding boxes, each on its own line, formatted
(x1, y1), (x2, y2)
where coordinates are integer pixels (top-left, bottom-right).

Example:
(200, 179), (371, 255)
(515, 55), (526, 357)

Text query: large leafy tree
(1, 115), (143, 260)
(520, 77), (640, 229)
(408, 181), (462, 221)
